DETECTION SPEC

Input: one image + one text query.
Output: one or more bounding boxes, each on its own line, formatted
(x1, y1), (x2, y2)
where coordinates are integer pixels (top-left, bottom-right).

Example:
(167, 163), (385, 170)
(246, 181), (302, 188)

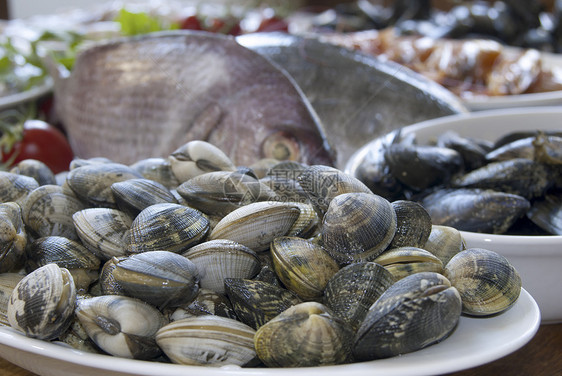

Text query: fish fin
(187, 103), (224, 141)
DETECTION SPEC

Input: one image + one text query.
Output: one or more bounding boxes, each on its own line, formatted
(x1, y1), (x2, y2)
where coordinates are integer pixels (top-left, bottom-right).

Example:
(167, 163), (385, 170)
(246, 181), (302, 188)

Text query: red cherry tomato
(256, 16), (289, 32)
(180, 15), (202, 30)
(205, 17), (242, 35)
(2, 120), (74, 174)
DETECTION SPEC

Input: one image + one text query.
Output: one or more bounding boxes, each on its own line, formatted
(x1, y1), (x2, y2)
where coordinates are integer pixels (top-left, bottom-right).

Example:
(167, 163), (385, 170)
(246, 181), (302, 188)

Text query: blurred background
(3, 0), (350, 19)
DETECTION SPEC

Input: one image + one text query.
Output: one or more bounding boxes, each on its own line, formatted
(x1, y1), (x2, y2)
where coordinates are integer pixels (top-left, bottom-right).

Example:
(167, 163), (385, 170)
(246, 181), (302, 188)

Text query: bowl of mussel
(346, 106), (562, 323)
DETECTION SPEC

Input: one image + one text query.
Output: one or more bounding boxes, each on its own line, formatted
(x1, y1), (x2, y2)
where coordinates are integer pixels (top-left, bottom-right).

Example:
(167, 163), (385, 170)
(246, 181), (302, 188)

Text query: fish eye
(262, 131), (301, 161)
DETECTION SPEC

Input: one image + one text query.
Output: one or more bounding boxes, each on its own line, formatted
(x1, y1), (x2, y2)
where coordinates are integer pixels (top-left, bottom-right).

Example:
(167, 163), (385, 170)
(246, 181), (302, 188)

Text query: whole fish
(51, 31), (335, 167)
(237, 32), (467, 168)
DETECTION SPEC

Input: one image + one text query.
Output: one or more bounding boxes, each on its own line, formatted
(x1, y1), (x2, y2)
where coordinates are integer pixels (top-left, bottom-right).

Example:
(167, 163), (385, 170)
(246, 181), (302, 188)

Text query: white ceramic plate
(463, 50), (562, 111)
(0, 77), (53, 111)
(345, 107), (562, 323)
(0, 289), (539, 376)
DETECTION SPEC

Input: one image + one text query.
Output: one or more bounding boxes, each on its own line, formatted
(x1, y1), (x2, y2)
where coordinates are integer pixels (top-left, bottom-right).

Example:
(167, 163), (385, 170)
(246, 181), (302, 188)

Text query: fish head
(259, 125), (335, 166)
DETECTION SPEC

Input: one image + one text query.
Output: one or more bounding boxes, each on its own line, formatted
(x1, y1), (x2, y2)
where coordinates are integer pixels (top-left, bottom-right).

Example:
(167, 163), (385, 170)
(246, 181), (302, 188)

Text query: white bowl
(345, 107), (562, 323)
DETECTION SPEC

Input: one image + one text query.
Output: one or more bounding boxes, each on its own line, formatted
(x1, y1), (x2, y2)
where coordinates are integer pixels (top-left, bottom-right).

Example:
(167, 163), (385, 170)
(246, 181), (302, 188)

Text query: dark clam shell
(297, 165), (372, 214)
(111, 178), (178, 217)
(111, 250), (200, 309)
(167, 288), (237, 321)
(271, 236), (339, 300)
(354, 272), (462, 360)
(26, 236), (100, 292)
(176, 171), (276, 217)
(324, 262), (393, 331)
(127, 203), (209, 254)
(66, 162), (143, 208)
(444, 248), (521, 316)
(389, 200), (432, 249)
(254, 302), (353, 367)
(0, 202), (27, 273)
(322, 192), (397, 264)
(10, 159), (56, 186)
(423, 225), (466, 266)
(0, 171), (39, 204)
(224, 278), (302, 329)
(22, 185), (87, 241)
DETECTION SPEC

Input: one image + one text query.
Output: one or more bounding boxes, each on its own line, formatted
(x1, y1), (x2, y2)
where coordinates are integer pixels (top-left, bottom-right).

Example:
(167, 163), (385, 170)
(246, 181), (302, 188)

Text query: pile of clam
(0, 140), (522, 368)
(355, 130), (562, 235)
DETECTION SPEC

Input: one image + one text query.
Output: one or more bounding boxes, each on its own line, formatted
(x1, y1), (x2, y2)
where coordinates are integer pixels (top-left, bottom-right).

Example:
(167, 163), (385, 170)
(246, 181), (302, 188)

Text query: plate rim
(0, 289), (540, 376)
(0, 76), (53, 111)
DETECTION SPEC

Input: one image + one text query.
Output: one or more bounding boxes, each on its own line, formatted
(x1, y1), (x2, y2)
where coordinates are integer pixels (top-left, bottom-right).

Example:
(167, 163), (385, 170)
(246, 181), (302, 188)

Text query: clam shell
(323, 262), (394, 331)
(424, 225), (466, 266)
(322, 192), (397, 264)
(444, 248), (521, 316)
(249, 158), (280, 179)
(270, 236), (339, 300)
(8, 264), (77, 340)
(76, 295), (167, 359)
(111, 250), (200, 309)
(209, 201), (301, 252)
(389, 200), (432, 249)
(99, 257), (126, 296)
(0, 202), (27, 273)
(21, 185), (87, 240)
(129, 157), (179, 190)
(168, 140), (236, 183)
(286, 202), (319, 238)
(73, 208), (133, 261)
(66, 162), (143, 207)
(297, 165), (372, 214)
(111, 178), (178, 218)
(127, 203), (209, 254)
(10, 159), (56, 186)
(224, 278), (302, 329)
(156, 315), (256, 366)
(0, 171), (39, 205)
(354, 272), (462, 360)
(183, 240), (261, 294)
(374, 246), (444, 282)
(260, 160), (309, 203)
(254, 302), (353, 367)
(176, 171), (277, 217)
(69, 157), (113, 170)
(167, 288), (237, 321)
(26, 236), (101, 292)
(0, 273), (24, 326)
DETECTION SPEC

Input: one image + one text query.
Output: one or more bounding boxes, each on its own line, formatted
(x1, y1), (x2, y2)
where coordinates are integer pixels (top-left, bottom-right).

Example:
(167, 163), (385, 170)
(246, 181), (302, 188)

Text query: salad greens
(115, 9), (179, 37)
(0, 8), (180, 98)
(0, 37), (46, 95)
